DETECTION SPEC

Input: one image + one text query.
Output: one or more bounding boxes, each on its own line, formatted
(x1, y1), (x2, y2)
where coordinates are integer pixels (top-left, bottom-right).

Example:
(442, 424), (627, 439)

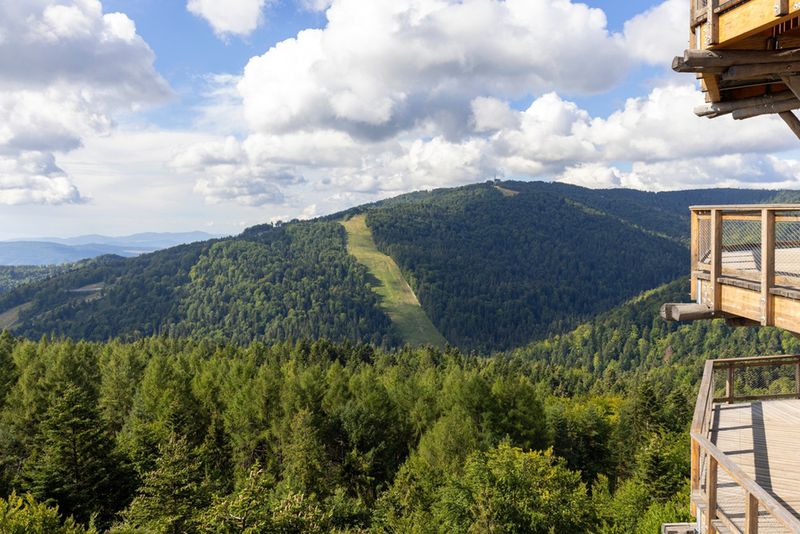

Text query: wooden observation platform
(661, 206), (800, 532)
(674, 1), (800, 138)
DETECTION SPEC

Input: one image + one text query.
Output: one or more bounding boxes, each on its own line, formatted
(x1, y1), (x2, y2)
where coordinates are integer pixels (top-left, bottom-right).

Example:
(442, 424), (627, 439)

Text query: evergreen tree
(120, 433), (211, 534)
(23, 384), (131, 527)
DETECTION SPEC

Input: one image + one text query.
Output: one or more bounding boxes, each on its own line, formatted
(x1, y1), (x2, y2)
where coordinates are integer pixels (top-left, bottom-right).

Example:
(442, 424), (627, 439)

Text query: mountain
(0, 182), (782, 349)
(0, 232), (221, 265)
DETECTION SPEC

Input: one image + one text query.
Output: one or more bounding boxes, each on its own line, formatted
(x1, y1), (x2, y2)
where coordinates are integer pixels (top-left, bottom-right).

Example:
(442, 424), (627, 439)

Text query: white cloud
(623, 0), (687, 65)
(238, 0), (629, 140)
(0, 152), (84, 205)
(299, 0), (333, 11)
(187, 0), (268, 38)
(0, 0), (170, 205)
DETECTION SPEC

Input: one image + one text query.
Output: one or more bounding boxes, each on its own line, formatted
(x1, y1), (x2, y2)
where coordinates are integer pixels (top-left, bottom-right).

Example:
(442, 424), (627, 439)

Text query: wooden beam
(691, 210), (699, 301)
(724, 61), (800, 81)
(660, 303), (715, 322)
(703, 75), (722, 103)
(776, 0), (790, 16)
(779, 111), (800, 140)
(683, 48), (800, 69)
(762, 209), (775, 326)
(732, 98), (800, 119)
(694, 91), (797, 118)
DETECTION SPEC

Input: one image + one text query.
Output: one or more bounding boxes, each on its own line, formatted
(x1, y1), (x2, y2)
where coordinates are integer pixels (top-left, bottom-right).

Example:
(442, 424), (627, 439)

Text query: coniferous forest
(2, 278), (799, 532)
(1, 183), (797, 532)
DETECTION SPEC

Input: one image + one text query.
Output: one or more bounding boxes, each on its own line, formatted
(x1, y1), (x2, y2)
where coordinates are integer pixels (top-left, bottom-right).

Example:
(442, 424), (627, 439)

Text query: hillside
(364, 183), (775, 350)
(0, 182), (781, 349)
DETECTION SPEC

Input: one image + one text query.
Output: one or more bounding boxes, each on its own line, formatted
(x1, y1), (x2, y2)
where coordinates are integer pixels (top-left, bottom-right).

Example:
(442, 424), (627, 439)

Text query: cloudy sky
(2, 0), (800, 239)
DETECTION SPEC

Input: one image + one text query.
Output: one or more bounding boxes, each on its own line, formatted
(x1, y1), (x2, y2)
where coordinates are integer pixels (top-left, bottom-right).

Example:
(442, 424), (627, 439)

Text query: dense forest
(2, 279), (798, 532)
(0, 265), (73, 294)
(0, 183), (782, 350)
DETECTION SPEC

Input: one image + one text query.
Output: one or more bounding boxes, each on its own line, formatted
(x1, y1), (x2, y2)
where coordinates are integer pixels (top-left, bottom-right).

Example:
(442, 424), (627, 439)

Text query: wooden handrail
(691, 355), (800, 532)
(692, 432), (800, 531)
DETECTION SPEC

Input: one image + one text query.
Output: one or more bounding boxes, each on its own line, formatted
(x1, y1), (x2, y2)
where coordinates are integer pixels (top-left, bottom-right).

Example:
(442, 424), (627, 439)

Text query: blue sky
(1, 0), (798, 239)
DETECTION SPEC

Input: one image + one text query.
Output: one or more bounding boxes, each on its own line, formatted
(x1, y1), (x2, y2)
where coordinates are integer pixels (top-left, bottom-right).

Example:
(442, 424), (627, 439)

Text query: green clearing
(341, 214), (447, 348)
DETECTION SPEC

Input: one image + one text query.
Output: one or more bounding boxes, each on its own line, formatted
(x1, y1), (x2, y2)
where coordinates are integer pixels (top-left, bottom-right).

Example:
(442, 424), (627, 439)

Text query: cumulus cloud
(0, 0), (170, 205)
(176, 0), (800, 209)
(238, 0), (629, 140)
(187, 0), (268, 38)
(0, 152), (84, 205)
(623, 0), (687, 65)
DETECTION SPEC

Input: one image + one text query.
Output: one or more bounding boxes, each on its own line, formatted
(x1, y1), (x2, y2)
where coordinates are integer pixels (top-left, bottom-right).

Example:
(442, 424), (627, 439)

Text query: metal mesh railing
(721, 214), (761, 278)
(775, 211), (800, 281)
(698, 215), (711, 265)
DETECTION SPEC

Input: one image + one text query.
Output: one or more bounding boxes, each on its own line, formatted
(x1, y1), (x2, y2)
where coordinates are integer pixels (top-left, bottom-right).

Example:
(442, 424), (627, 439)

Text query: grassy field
(341, 214), (448, 348)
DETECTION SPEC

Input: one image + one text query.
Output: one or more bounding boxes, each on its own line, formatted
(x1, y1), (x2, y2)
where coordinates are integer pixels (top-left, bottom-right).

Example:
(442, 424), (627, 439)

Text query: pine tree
(120, 433), (211, 534)
(24, 383), (131, 527)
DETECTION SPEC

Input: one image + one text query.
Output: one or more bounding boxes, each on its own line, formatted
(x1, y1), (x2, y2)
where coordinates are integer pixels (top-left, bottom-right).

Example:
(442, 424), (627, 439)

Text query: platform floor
(705, 399), (800, 533)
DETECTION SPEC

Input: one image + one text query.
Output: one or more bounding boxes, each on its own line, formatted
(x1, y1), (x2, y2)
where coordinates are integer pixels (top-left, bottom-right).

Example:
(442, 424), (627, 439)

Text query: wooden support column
(691, 210), (699, 301)
(691, 439), (700, 515)
(707, 456), (718, 534)
(776, 0), (789, 16)
(707, 0), (719, 47)
(711, 209), (723, 312)
(796, 358), (800, 399)
(746, 492), (759, 534)
(761, 209), (775, 326)
(779, 111), (800, 141)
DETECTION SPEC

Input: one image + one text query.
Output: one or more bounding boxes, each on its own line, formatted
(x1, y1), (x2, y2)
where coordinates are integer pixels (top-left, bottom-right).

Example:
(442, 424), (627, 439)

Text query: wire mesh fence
(721, 213), (761, 278)
(712, 359), (800, 401)
(698, 214), (711, 266)
(775, 210), (800, 281)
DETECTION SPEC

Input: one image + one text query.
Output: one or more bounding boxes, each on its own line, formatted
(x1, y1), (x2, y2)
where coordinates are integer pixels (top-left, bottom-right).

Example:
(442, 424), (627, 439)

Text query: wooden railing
(691, 355), (800, 533)
(690, 205), (800, 334)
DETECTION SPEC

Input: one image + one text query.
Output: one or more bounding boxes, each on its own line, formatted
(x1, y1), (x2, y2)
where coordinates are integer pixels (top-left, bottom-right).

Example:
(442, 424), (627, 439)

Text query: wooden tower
(674, 0), (800, 138)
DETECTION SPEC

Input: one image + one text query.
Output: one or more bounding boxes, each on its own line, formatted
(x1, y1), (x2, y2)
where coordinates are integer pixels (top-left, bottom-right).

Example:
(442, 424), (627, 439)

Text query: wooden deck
(706, 399), (800, 533)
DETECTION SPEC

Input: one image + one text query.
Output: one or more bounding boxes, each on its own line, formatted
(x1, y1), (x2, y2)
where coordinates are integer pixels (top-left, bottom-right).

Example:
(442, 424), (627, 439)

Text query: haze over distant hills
(0, 232), (222, 266)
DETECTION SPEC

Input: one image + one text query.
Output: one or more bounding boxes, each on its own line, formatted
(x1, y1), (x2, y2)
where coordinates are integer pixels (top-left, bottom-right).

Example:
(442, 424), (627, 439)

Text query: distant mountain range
(0, 232), (222, 265)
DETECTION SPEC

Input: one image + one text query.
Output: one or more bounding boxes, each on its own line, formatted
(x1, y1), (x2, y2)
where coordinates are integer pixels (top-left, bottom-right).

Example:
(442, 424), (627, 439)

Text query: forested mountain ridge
(0, 181), (781, 349)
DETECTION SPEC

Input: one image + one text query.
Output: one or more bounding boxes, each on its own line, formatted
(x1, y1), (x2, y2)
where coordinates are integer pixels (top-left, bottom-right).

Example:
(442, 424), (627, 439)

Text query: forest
(0, 183), (780, 351)
(3, 279), (798, 533)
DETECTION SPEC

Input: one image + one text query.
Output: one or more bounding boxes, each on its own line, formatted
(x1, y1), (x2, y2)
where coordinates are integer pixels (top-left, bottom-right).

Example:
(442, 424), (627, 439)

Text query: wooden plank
(708, 0), (720, 47)
(692, 438), (701, 516)
(720, 284), (762, 322)
(776, 0), (790, 17)
(712, 209), (723, 311)
(718, 0), (799, 45)
(762, 209), (775, 326)
(704, 74), (723, 103)
(773, 294), (800, 333)
(690, 204), (800, 210)
(727, 364), (735, 404)
(724, 61), (800, 81)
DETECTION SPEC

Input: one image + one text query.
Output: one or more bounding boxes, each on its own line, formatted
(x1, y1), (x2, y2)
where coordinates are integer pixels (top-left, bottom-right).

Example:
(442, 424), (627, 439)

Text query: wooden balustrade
(690, 354), (800, 533)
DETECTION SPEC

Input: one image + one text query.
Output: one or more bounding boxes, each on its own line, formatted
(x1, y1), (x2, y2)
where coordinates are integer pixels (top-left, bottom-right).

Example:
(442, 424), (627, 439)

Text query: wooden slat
(693, 210), (700, 301)
(712, 209), (723, 311)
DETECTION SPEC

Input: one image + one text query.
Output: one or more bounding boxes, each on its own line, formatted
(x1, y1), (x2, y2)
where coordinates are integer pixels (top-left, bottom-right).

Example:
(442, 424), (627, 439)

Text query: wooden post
(761, 209), (775, 326)
(707, 455), (718, 534)
(727, 364), (735, 404)
(779, 111), (800, 141)
(691, 210), (699, 301)
(795, 359), (800, 399)
(711, 209), (723, 312)
(691, 439), (700, 515)
(707, 0), (719, 47)
(746, 492), (759, 534)
(776, 0), (790, 16)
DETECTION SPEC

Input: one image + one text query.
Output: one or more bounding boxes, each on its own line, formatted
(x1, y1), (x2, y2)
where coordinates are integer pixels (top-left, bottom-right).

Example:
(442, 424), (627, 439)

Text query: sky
(2, 0), (800, 240)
